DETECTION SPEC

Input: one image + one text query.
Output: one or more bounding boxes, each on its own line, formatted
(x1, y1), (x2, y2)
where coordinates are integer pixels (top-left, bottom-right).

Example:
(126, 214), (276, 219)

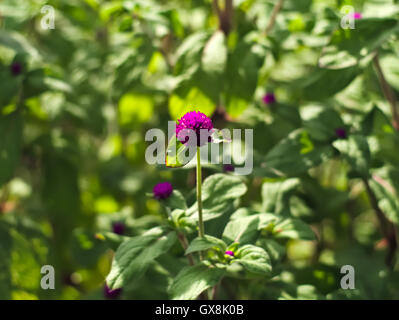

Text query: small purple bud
(352, 12), (362, 19)
(10, 62), (22, 76)
(153, 182), (173, 200)
(262, 92), (276, 105)
(112, 222), (125, 235)
(225, 250), (234, 257)
(223, 164), (235, 172)
(335, 128), (347, 139)
(104, 284), (122, 299)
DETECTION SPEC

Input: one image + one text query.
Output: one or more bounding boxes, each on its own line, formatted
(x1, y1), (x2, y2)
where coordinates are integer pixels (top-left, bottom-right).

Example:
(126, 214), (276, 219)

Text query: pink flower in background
(153, 182), (173, 200)
(262, 92), (276, 105)
(10, 62), (22, 75)
(112, 222), (125, 235)
(104, 284), (122, 299)
(225, 250), (235, 257)
(335, 128), (347, 139)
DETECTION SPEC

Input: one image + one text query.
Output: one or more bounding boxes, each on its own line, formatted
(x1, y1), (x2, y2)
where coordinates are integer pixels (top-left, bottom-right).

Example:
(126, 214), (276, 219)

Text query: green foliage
(1, 0), (399, 301)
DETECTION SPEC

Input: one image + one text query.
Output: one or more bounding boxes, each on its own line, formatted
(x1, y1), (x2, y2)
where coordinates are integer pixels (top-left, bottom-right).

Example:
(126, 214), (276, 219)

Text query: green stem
(196, 147), (205, 239)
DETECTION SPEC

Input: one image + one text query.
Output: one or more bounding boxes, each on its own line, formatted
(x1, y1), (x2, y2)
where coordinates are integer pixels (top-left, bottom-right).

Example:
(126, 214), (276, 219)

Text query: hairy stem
(213, 0), (233, 35)
(363, 178), (397, 269)
(197, 147), (205, 240)
(177, 232), (195, 266)
(265, 0), (284, 35)
(373, 53), (399, 131)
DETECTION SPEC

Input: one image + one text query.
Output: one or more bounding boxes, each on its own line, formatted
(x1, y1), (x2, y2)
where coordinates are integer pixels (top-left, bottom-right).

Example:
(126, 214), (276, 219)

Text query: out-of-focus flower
(223, 164), (235, 172)
(262, 92), (276, 105)
(153, 182), (173, 200)
(104, 284), (122, 299)
(335, 128), (347, 139)
(352, 12), (362, 19)
(112, 222), (125, 235)
(176, 111), (214, 147)
(10, 62), (22, 75)
(225, 250), (235, 257)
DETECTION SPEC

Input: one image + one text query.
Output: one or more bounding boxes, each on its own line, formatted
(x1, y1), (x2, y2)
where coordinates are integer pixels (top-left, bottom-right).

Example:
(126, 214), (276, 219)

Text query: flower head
(223, 164), (235, 172)
(153, 182), (173, 200)
(176, 111), (214, 147)
(335, 127), (347, 139)
(112, 222), (125, 235)
(104, 284), (122, 299)
(352, 12), (362, 19)
(10, 62), (22, 76)
(225, 250), (235, 257)
(262, 92), (276, 105)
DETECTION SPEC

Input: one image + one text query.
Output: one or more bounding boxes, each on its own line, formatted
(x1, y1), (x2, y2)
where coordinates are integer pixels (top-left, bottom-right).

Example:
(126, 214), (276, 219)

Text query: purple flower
(262, 92), (276, 105)
(10, 62), (22, 76)
(335, 128), (347, 139)
(176, 111), (214, 147)
(104, 284), (122, 299)
(112, 222), (125, 235)
(352, 12), (362, 19)
(153, 182), (173, 200)
(225, 250), (234, 257)
(223, 164), (235, 172)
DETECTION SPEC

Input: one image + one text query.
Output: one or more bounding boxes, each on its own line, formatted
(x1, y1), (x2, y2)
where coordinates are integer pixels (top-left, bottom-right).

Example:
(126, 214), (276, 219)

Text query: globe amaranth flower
(112, 222), (125, 235)
(225, 250), (235, 257)
(223, 164), (235, 172)
(352, 12), (362, 19)
(176, 111), (214, 147)
(153, 182), (173, 200)
(104, 284), (122, 299)
(262, 92), (276, 105)
(10, 62), (22, 76)
(335, 128), (347, 139)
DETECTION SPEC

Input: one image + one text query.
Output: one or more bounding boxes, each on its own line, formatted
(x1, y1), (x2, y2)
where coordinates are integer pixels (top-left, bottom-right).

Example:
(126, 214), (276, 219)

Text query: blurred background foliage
(0, 0), (399, 299)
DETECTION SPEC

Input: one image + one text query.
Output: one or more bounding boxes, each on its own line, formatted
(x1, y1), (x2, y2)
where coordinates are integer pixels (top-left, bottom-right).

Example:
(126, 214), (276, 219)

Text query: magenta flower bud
(225, 250), (234, 257)
(10, 62), (22, 76)
(112, 222), (125, 235)
(104, 284), (122, 299)
(223, 164), (235, 172)
(262, 92), (276, 105)
(335, 128), (347, 139)
(352, 12), (362, 19)
(176, 111), (214, 147)
(153, 182), (173, 200)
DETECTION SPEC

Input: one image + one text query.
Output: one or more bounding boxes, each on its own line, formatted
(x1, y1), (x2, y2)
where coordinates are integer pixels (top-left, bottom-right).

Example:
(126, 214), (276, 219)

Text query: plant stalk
(265, 0), (284, 36)
(373, 53), (399, 131)
(196, 147), (205, 240)
(362, 177), (398, 269)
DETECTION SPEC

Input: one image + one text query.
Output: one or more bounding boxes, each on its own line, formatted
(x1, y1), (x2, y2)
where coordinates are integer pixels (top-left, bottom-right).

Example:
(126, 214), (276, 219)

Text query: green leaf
(301, 105), (345, 142)
(0, 112), (23, 187)
(300, 66), (360, 100)
(261, 178), (300, 215)
(255, 129), (334, 177)
(222, 215), (261, 245)
(169, 262), (225, 300)
(187, 174), (247, 221)
(165, 135), (196, 168)
(0, 222), (12, 299)
(225, 38), (265, 117)
(163, 190), (187, 210)
(319, 18), (399, 68)
(106, 228), (177, 289)
(233, 244), (272, 276)
(201, 30), (227, 76)
(333, 135), (370, 178)
(369, 174), (399, 225)
(273, 218), (316, 240)
(185, 235), (226, 255)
